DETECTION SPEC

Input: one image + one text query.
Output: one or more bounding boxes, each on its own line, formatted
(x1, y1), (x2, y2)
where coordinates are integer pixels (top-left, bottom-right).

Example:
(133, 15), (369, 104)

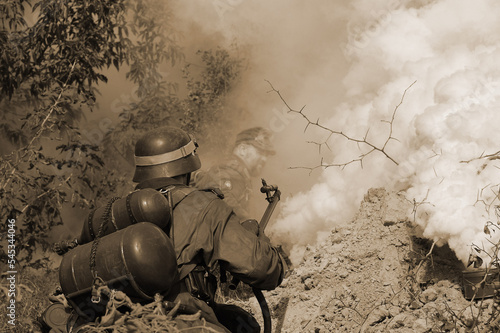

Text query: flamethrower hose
(252, 287), (271, 333)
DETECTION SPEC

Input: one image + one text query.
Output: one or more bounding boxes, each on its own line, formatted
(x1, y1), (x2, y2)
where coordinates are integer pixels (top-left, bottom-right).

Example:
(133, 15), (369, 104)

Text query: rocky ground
(237, 188), (500, 333)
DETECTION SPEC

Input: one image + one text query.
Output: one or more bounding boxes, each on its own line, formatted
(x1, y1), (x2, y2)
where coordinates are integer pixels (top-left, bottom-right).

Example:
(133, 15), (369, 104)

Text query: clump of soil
(247, 188), (499, 332)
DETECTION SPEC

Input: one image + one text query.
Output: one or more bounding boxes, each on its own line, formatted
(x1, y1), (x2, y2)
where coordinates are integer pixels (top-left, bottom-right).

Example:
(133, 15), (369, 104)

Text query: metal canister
(40, 303), (72, 332)
(60, 222), (178, 318)
(462, 268), (500, 300)
(78, 188), (171, 244)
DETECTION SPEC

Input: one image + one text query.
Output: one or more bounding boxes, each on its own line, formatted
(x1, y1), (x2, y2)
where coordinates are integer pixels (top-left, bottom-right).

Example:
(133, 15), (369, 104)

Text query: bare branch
(461, 150), (500, 163)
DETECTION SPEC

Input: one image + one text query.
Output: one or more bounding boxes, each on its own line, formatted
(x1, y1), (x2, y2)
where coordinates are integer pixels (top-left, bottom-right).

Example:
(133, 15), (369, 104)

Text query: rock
(366, 307), (390, 326)
(436, 279), (453, 289)
(409, 299), (423, 310)
(395, 313), (415, 328)
(388, 306), (402, 317)
(444, 287), (465, 302)
(364, 188), (386, 203)
(330, 234), (343, 244)
(413, 318), (429, 332)
(420, 287), (438, 303)
(388, 315), (405, 329)
(299, 271), (312, 282)
(342, 229), (352, 236)
(341, 308), (351, 319)
(304, 278), (315, 290)
(460, 306), (480, 327)
(337, 268), (349, 279)
(383, 192), (411, 226)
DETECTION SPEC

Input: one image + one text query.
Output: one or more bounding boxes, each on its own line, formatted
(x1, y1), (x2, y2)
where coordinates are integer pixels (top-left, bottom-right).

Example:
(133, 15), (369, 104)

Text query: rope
(76, 285), (220, 333)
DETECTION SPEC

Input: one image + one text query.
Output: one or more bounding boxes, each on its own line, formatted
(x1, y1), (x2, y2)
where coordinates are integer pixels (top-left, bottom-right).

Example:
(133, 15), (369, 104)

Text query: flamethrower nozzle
(260, 178), (278, 193)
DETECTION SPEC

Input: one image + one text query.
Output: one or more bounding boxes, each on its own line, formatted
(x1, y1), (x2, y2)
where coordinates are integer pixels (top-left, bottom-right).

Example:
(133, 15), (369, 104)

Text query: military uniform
(136, 177), (286, 332)
(193, 157), (253, 218)
(131, 127), (284, 332)
(44, 127), (284, 333)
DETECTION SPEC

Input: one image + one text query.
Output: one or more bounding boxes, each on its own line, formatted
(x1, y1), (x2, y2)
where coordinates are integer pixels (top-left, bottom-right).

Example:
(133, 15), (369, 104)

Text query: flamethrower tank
(78, 188), (170, 245)
(59, 222), (178, 318)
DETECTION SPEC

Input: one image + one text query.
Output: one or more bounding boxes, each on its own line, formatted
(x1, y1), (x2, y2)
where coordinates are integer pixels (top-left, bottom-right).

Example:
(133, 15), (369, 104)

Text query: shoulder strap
(199, 187), (224, 199)
(169, 186), (198, 206)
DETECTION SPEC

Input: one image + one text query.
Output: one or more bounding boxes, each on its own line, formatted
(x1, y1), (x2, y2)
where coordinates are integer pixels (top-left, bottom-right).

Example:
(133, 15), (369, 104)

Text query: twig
(461, 150), (500, 163)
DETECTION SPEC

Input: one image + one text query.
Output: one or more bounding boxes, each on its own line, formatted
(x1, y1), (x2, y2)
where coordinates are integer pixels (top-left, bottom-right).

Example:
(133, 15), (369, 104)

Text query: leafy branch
(265, 80), (417, 172)
(0, 0), (131, 265)
(0, 61), (77, 193)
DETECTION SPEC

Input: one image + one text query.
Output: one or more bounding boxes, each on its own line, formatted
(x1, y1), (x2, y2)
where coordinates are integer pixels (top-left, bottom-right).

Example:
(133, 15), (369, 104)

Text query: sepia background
(2, 0), (500, 331)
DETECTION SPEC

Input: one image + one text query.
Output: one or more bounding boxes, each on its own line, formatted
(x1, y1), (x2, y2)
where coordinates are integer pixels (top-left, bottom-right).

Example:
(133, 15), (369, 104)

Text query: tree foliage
(0, 0), (244, 266)
(0, 0), (133, 265)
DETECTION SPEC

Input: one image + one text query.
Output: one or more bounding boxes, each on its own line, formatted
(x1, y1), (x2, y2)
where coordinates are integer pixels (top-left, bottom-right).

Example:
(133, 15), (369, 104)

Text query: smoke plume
(171, 0), (500, 266)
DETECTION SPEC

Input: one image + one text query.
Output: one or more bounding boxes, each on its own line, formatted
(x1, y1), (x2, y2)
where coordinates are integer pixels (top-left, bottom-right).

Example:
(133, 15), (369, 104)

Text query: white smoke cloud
(171, 0), (500, 266)
(330, 0), (500, 266)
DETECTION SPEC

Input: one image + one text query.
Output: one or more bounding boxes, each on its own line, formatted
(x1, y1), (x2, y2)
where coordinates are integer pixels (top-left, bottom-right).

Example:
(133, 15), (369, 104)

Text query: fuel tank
(78, 188), (171, 244)
(60, 222), (178, 318)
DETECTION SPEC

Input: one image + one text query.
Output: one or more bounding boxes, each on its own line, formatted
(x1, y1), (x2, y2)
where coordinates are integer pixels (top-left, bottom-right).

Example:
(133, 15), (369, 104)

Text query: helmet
(235, 127), (275, 155)
(133, 127), (201, 183)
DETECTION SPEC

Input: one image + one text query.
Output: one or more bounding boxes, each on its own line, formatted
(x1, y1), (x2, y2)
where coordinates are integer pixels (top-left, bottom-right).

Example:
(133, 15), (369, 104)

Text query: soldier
(193, 127), (276, 219)
(133, 126), (287, 333)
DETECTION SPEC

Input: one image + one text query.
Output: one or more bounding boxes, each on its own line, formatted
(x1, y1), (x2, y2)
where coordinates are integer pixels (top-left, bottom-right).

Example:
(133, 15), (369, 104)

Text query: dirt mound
(253, 188), (499, 332)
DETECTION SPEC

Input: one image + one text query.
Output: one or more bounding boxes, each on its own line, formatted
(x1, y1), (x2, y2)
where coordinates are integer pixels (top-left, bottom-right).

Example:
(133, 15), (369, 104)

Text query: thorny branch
(410, 189), (434, 224)
(461, 150), (500, 163)
(473, 184), (500, 219)
(266, 80), (417, 172)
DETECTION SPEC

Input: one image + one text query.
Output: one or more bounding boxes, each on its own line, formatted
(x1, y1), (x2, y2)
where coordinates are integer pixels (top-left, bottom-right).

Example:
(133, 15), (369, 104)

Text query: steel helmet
(133, 127), (201, 183)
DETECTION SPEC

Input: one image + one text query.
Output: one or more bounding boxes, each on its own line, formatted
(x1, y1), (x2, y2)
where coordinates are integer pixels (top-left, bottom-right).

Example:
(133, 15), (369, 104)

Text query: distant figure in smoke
(193, 127), (276, 219)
